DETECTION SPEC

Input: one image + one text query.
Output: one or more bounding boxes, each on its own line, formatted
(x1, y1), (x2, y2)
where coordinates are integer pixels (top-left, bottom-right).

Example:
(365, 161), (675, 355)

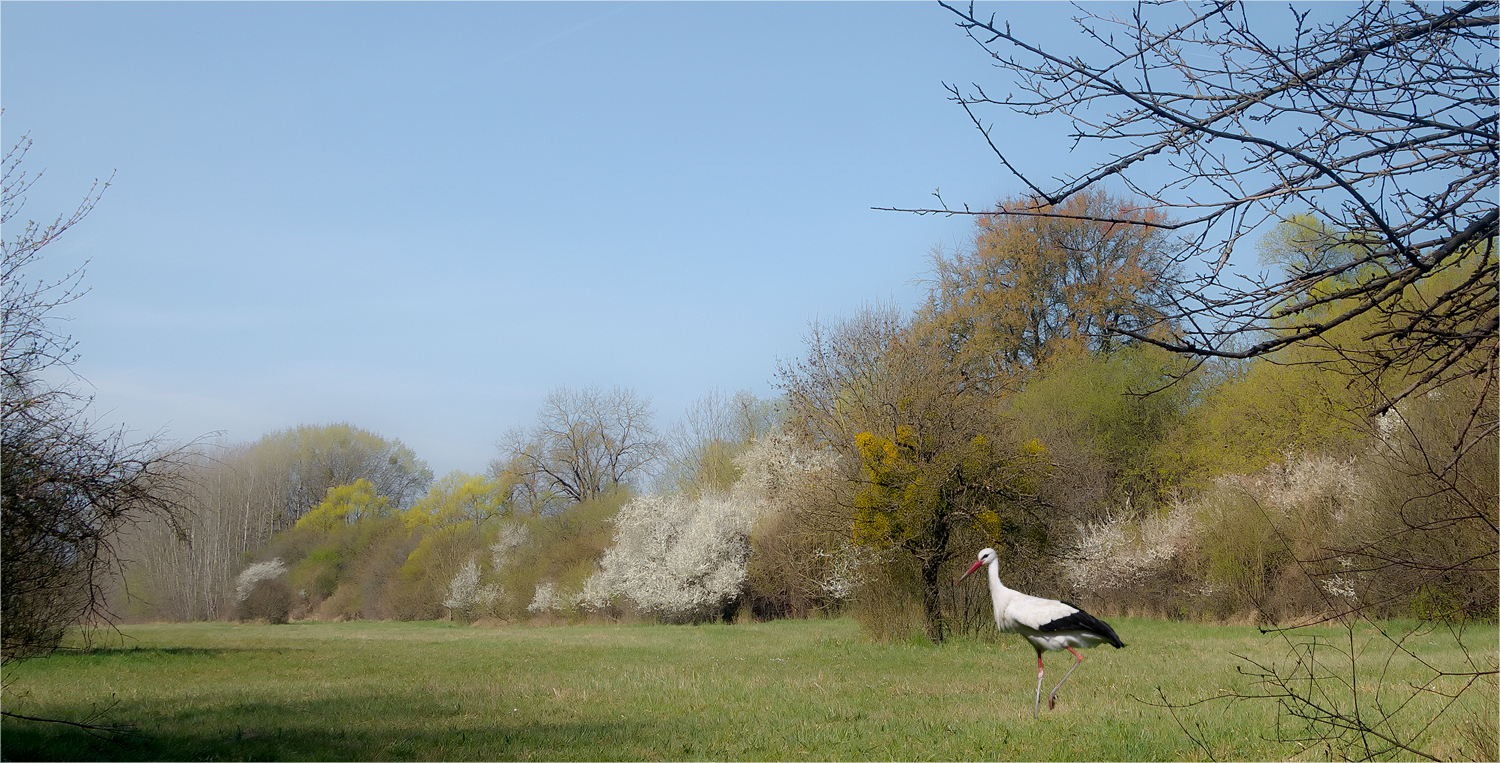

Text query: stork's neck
(984, 557), (1020, 626)
(987, 559), (1017, 609)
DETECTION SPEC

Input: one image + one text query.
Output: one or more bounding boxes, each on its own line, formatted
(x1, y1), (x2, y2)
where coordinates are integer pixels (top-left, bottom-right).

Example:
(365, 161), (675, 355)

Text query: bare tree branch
(912, 1), (1496, 421)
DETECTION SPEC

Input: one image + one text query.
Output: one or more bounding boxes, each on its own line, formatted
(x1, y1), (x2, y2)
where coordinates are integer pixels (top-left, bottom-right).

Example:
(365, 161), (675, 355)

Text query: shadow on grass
(74, 647), (301, 658)
(2, 694), (657, 762)
(38, 646), (312, 663)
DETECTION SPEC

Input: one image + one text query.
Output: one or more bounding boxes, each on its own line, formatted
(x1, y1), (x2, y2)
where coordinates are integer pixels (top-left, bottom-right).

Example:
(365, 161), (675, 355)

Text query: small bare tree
(492, 386), (663, 514)
(657, 388), (777, 498)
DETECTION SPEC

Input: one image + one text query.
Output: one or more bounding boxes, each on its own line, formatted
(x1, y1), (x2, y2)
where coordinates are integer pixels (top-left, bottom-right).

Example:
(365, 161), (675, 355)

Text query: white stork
(957, 547), (1125, 718)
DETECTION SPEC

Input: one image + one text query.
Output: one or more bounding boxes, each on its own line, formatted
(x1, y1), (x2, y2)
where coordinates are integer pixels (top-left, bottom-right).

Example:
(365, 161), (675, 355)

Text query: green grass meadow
(2, 617), (1494, 761)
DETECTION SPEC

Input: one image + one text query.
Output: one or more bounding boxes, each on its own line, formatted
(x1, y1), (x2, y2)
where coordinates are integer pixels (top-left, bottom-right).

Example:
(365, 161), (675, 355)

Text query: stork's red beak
(956, 558), (984, 585)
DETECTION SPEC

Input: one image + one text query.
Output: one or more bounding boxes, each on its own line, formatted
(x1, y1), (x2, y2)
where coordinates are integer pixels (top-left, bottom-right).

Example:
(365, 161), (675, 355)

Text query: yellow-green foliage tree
(403, 472), (509, 529)
(1281, 229), (1495, 419)
(244, 479), (407, 620)
(1254, 213), (1359, 278)
(1180, 356), (1366, 480)
(1183, 217), (1495, 477)
(389, 472), (512, 621)
(262, 423), (432, 526)
(1171, 217), (1389, 480)
(295, 479), (392, 532)
(1005, 346), (1198, 514)
(778, 305), (1047, 642)
(851, 424), (1046, 638)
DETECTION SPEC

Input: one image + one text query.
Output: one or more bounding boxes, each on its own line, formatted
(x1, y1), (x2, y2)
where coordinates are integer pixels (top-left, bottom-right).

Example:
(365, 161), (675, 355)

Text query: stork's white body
(960, 547), (1124, 717)
(979, 562), (1120, 653)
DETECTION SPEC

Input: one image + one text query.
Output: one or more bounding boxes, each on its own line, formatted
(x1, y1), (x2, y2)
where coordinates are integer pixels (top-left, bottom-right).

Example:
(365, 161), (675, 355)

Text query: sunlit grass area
(3, 617), (1493, 761)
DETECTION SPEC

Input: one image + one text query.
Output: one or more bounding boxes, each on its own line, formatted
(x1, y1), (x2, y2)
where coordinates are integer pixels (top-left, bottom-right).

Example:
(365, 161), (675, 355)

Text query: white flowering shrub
(732, 431), (833, 507)
(732, 431), (861, 613)
(1065, 505), (1196, 592)
(466, 521), (532, 614)
(574, 570), (616, 612)
(1070, 452), (1375, 620)
(490, 522), (530, 570)
(1203, 454), (1371, 618)
(442, 558), (498, 620)
(1222, 453), (1366, 519)
(234, 558), (291, 622)
(579, 491), (761, 623)
(234, 558), (288, 602)
(1321, 562), (1358, 600)
(813, 540), (873, 602)
(527, 581), (563, 614)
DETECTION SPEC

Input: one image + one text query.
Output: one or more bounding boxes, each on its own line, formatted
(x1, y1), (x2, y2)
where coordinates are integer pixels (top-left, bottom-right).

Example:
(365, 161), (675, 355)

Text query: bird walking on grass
(957, 547), (1125, 718)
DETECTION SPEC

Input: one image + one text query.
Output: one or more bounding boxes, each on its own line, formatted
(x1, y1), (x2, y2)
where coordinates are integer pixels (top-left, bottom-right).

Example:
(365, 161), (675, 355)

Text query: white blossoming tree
(732, 432), (831, 506)
(580, 491), (761, 624)
(490, 522), (530, 569)
(484, 521), (531, 612)
(442, 558), (497, 622)
(526, 581), (563, 615)
(234, 559), (287, 602)
(233, 558), (290, 622)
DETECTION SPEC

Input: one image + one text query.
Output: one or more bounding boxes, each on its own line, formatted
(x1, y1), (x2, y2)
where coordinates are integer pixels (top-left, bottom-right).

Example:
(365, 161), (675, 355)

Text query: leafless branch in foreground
(909, 1), (1496, 423)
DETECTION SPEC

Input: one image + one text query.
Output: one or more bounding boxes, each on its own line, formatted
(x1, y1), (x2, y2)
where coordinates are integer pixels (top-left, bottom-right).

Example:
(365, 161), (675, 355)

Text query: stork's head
(956, 547), (998, 585)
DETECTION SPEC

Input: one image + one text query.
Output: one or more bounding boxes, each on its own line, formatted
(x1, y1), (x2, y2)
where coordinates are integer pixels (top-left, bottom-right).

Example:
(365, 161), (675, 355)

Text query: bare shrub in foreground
(2, 135), (193, 661)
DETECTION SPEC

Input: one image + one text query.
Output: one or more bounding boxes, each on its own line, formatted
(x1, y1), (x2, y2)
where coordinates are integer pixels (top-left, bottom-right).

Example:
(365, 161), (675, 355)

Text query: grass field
(2, 617), (1494, 761)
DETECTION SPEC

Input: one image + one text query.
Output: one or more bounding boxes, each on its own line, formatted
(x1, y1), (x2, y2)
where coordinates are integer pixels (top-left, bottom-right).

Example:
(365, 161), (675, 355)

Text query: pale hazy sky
(0, 1), (1282, 477)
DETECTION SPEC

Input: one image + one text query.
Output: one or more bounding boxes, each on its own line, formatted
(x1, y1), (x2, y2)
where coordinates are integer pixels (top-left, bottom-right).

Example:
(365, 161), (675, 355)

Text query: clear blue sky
(0, 1), (1251, 478)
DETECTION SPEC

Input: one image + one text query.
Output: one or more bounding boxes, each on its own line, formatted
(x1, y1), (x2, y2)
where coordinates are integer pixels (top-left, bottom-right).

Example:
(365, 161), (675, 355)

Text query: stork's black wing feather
(1038, 601), (1126, 648)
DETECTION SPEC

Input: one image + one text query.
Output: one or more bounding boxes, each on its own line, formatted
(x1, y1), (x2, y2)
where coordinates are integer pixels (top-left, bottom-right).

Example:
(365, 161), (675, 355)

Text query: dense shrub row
(205, 364), (1493, 635)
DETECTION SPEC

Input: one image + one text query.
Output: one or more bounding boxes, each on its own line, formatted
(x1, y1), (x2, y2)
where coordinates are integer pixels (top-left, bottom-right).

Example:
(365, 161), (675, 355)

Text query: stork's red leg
(1047, 647), (1085, 710)
(1033, 652), (1045, 719)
